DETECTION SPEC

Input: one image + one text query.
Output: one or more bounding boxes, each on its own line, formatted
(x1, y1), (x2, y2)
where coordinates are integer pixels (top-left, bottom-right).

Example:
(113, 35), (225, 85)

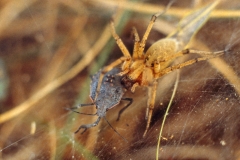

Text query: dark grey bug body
(90, 68), (126, 117)
(72, 68), (132, 134)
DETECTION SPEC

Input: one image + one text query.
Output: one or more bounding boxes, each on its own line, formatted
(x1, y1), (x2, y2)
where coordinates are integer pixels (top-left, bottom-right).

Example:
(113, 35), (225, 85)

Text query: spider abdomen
(145, 38), (179, 69)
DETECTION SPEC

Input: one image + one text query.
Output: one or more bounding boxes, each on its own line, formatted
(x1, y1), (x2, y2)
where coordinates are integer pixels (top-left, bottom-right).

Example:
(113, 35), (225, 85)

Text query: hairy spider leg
(137, 0), (175, 59)
(157, 50), (226, 77)
(162, 49), (225, 62)
(151, 49), (226, 75)
(143, 80), (158, 137)
(136, 14), (158, 57)
(110, 21), (131, 57)
(131, 27), (140, 59)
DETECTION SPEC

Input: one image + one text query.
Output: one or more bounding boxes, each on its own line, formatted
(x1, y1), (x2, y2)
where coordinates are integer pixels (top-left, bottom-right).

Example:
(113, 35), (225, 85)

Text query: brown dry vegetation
(0, 0), (240, 159)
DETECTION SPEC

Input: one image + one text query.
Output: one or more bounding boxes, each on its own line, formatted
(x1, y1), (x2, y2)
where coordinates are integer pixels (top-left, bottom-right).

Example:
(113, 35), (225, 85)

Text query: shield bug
(69, 68), (132, 139)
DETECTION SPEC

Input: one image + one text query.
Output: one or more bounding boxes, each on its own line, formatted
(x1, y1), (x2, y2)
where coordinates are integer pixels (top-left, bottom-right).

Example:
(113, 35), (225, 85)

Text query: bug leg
(116, 98), (133, 121)
(75, 116), (101, 134)
(143, 80), (157, 137)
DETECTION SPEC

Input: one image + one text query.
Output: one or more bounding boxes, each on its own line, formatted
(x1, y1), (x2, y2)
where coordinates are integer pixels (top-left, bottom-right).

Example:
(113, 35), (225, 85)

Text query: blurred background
(0, 0), (240, 159)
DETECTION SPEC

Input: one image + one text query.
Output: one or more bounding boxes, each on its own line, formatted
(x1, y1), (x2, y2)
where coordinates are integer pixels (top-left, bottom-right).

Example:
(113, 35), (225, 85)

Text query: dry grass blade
(90, 0), (240, 18)
(0, 0), (37, 35)
(156, 71), (179, 159)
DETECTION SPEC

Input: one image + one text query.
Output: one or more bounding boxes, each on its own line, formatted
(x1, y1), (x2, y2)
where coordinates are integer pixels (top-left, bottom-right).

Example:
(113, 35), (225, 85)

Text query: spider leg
(102, 56), (130, 74)
(152, 49), (225, 75)
(157, 52), (224, 77)
(143, 80), (158, 137)
(75, 116), (101, 134)
(130, 82), (139, 93)
(137, 0), (174, 57)
(184, 49), (225, 56)
(158, 49), (225, 64)
(131, 27), (140, 59)
(110, 21), (132, 74)
(116, 98), (133, 121)
(137, 14), (157, 57)
(110, 21), (131, 57)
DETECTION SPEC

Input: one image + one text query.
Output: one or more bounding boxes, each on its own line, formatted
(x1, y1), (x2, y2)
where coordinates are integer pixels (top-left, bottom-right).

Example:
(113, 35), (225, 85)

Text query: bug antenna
(103, 117), (128, 143)
(73, 103), (94, 109)
(65, 107), (97, 116)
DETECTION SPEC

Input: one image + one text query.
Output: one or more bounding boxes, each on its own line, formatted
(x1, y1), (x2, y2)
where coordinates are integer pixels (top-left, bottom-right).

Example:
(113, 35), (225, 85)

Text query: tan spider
(99, 1), (224, 137)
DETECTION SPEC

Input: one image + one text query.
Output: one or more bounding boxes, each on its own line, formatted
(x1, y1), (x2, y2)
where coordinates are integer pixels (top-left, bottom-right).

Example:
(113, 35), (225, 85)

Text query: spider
(98, 1), (225, 137)
(70, 1), (224, 138)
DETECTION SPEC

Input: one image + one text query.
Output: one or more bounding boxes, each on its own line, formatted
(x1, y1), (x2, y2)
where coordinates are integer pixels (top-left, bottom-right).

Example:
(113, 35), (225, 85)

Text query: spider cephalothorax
(119, 38), (180, 92)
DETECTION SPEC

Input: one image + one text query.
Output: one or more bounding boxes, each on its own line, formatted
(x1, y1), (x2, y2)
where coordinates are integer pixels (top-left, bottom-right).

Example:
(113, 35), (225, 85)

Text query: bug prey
(72, 68), (132, 135)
